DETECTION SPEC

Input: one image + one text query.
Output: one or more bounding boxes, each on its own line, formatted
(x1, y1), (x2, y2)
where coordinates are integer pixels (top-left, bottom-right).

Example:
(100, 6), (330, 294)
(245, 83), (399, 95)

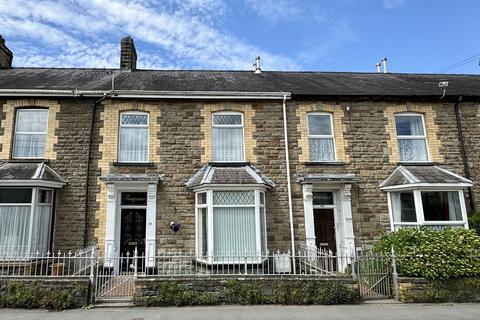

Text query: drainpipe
(454, 96), (476, 210)
(282, 95), (296, 269)
(83, 93), (109, 247)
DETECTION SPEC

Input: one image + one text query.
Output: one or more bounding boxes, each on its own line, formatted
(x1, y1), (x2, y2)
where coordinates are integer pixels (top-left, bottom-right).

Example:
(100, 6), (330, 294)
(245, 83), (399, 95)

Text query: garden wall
(0, 277), (90, 310)
(398, 276), (480, 303)
(134, 277), (360, 306)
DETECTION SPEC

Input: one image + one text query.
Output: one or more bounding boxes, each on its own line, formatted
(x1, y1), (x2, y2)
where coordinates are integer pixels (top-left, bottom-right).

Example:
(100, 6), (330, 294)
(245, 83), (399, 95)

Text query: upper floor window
(13, 109), (48, 158)
(395, 114), (429, 162)
(308, 113), (335, 162)
(119, 112), (149, 163)
(212, 112), (244, 162)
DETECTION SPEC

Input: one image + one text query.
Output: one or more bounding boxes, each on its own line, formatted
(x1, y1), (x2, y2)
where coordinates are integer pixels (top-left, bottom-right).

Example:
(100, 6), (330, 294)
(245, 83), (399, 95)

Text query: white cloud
(244, 0), (302, 24)
(0, 0), (297, 70)
(383, 0), (406, 10)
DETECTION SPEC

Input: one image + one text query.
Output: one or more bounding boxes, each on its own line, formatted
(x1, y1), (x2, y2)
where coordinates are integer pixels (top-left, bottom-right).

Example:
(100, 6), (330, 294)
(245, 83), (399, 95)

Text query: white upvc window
(212, 112), (245, 162)
(395, 113), (429, 162)
(387, 189), (468, 231)
(195, 189), (266, 264)
(0, 188), (53, 256)
(118, 112), (149, 163)
(307, 113), (336, 162)
(13, 109), (49, 158)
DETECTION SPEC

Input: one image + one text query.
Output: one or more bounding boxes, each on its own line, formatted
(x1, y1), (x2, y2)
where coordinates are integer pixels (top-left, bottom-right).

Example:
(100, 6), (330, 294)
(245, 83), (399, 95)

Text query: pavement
(1, 302), (479, 320)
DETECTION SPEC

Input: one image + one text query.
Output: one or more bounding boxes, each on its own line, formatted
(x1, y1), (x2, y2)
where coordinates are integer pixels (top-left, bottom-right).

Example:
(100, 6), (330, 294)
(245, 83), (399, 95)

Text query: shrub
(224, 280), (360, 305)
(0, 282), (79, 311)
(372, 228), (480, 279)
(145, 282), (219, 307)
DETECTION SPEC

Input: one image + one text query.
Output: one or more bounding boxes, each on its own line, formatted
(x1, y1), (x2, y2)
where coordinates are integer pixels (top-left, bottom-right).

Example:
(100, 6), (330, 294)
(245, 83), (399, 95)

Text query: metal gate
(356, 255), (393, 299)
(94, 253), (137, 302)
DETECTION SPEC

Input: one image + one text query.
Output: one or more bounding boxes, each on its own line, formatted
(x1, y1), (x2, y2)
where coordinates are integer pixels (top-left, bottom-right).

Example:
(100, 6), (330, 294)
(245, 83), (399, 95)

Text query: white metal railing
(0, 247), (97, 277)
(0, 246), (355, 278)
(97, 247), (353, 277)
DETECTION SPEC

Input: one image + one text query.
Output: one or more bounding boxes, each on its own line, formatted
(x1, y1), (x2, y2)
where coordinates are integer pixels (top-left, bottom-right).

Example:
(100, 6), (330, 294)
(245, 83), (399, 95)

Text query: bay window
(395, 113), (429, 162)
(307, 113), (336, 162)
(195, 189), (266, 263)
(212, 112), (244, 162)
(13, 109), (49, 158)
(0, 188), (53, 256)
(388, 189), (467, 231)
(119, 112), (149, 163)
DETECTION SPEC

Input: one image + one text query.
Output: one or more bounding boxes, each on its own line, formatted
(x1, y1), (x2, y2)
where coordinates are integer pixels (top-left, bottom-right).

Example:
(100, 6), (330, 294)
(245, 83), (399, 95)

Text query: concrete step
(94, 301), (135, 308)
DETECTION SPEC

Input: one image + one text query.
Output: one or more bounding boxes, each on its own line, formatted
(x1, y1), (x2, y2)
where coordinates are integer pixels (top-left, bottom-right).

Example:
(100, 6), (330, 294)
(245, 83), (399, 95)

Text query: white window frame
(118, 111), (150, 163)
(307, 112), (336, 162)
(0, 187), (54, 256)
(194, 187), (266, 264)
(387, 188), (468, 231)
(13, 109), (49, 159)
(394, 113), (430, 162)
(211, 112), (245, 163)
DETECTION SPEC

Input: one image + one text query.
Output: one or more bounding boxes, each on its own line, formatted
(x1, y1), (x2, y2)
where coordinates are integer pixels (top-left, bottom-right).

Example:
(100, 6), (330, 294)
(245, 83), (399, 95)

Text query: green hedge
(142, 280), (361, 306)
(0, 282), (81, 311)
(373, 228), (480, 279)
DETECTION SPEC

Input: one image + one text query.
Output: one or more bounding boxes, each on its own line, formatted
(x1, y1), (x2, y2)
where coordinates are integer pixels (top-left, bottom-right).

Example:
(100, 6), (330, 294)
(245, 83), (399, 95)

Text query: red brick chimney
(0, 35), (13, 69)
(120, 36), (137, 71)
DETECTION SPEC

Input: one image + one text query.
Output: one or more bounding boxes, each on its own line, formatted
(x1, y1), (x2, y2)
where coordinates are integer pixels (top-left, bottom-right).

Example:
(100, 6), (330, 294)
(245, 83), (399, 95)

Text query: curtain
(13, 110), (48, 158)
(197, 207), (208, 256)
(398, 139), (428, 162)
(213, 207), (256, 259)
(447, 192), (462, 221)
(390, 193), (401, 222)
(309, 137), (335, 162)
(0, 205), (31, 256)
(31, 205), (52, 254)
(212, 127), (244, 162)
(119, 127), (148, 162)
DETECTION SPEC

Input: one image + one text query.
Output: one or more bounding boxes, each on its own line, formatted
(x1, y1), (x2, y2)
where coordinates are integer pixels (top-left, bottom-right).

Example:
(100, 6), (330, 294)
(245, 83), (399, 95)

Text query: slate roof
(1, 68), (480, 97)
(186, 164), (275, 189)
(0, 162), (66, 187)
(379, 165), (473, 189)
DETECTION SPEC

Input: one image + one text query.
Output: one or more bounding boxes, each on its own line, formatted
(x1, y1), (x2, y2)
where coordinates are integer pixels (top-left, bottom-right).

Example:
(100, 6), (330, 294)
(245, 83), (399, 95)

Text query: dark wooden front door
(314, 209), (336, 254)
(120, 208), (146, 257)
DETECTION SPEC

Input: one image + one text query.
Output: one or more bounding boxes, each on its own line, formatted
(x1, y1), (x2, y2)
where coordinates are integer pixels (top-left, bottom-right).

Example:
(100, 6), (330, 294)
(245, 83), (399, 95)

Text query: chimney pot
(0, 35), (13, 69)
(120, 36), (137, 71)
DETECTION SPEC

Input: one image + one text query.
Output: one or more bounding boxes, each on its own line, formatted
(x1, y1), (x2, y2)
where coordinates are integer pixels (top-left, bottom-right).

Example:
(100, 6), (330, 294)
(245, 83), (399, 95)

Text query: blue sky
(1, 0), (479, 74)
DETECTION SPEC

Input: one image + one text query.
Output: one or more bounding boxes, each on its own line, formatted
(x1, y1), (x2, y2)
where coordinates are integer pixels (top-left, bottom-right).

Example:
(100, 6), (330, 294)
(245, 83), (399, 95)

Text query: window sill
(8, 159), (49, 163)
(302, 162), (346, 166)
(113, 162), (155, 167)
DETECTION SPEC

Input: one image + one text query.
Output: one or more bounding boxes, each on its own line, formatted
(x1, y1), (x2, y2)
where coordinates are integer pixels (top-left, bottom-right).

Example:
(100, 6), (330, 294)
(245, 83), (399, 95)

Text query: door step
(94, 301), (135, 308)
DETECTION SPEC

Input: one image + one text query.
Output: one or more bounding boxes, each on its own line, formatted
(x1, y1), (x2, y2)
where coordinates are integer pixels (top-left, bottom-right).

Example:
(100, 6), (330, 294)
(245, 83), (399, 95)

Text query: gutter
(281, 94), (296, 271)
(0, 89), (291, 100)
(454, 96), (477, 210)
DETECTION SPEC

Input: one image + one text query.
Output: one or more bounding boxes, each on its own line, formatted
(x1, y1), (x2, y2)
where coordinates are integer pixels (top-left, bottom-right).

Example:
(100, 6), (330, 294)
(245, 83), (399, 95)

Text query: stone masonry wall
(459, 102), (480, 209)
(0, 96), (476, 255)
(0, 98), (94, 252)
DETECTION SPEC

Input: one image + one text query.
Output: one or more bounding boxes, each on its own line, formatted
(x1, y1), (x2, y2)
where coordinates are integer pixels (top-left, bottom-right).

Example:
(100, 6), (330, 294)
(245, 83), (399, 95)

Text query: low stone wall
(0, 277), (90, 309)
(134, 276), (360, 306)
(398, 276), (480, 303)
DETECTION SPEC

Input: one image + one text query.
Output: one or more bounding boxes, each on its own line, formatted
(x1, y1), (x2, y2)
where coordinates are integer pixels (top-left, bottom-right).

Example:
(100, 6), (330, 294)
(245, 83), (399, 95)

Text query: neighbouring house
(0, 35), (479, 265)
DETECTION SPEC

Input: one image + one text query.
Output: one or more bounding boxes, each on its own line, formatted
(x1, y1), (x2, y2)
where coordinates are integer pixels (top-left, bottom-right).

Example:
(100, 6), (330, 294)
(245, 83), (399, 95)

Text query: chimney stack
(120, 36), (137, 71)
(0, 35), (13, 69)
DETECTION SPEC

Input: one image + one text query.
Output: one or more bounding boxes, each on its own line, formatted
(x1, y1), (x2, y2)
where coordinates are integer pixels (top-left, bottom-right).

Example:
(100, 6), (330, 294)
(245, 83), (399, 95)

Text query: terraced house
(0, 35), (479, 266)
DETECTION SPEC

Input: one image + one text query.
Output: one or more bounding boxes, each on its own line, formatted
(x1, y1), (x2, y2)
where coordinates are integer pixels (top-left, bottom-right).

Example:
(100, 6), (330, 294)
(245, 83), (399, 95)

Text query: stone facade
(0, 96), (477, 254)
